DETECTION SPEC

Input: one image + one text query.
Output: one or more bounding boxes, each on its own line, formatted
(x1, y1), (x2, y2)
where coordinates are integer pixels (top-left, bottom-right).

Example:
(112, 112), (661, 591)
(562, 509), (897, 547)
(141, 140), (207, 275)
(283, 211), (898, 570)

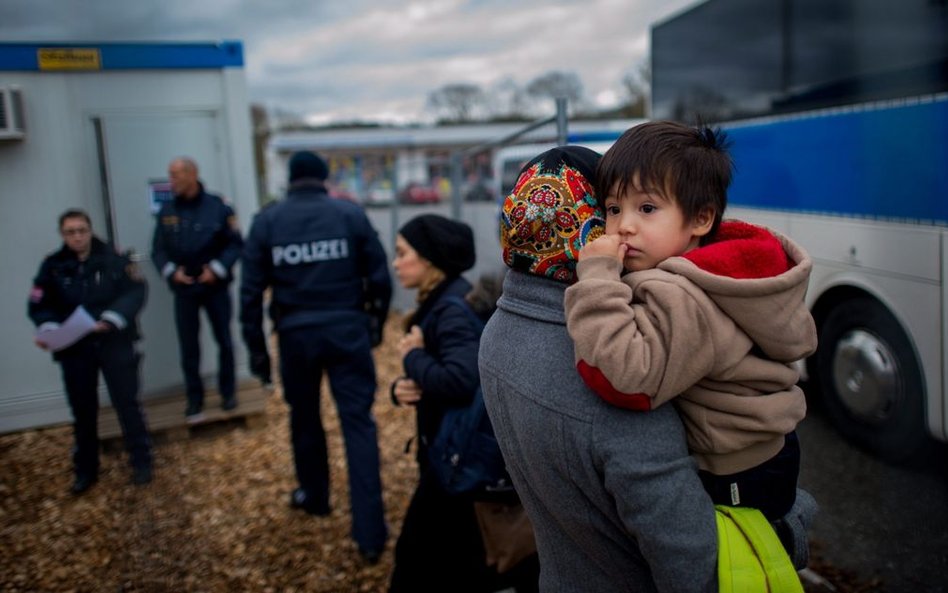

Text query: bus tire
(815, 297), (929, 463)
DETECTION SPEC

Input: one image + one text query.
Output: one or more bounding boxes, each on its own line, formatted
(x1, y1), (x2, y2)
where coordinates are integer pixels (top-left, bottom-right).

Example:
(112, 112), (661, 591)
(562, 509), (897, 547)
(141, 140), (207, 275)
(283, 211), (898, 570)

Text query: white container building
(0, 41), (257, 433)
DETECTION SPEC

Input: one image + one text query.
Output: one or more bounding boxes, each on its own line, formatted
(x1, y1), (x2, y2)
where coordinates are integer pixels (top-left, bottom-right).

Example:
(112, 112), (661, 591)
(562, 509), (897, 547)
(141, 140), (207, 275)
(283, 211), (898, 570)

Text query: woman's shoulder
(427, 280), (483, 334)
(431, 277), (473, 304)
(429, 294), (472, 323)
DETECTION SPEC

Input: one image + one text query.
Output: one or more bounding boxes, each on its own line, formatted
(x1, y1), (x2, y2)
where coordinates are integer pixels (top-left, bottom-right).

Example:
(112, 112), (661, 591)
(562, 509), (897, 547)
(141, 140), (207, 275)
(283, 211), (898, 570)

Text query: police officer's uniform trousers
(173, 284), (235, 406)
(279, 318), (384, 546)
(59, 332), (151, 476)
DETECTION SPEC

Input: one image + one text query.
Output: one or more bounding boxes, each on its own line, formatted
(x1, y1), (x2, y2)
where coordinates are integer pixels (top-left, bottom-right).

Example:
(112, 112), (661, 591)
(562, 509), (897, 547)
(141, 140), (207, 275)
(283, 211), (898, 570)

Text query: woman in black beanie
(387, 214), (498, 593)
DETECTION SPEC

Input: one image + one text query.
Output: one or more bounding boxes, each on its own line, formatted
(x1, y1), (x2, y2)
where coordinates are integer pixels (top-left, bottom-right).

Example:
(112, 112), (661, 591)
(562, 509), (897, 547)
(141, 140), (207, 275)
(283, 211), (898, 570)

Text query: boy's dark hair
(58, 208), (92, 229)
(596, 121), (733, 243)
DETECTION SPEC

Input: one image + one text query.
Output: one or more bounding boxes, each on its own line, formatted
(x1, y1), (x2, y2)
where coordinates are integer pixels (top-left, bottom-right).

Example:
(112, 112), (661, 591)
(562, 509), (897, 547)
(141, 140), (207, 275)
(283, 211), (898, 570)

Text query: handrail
(449, 97), (568, 218)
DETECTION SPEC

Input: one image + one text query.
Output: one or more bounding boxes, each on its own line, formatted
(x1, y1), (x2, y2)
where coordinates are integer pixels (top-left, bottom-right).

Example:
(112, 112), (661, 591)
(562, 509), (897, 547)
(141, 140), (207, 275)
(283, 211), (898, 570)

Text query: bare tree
(620, 60), (651, 117)
(270, 106), (309, 132)
(250, 104), (270, 203)
(525, 70), (586, 111)
(427, 83), (488, 123)
(487, 77), (530, 121)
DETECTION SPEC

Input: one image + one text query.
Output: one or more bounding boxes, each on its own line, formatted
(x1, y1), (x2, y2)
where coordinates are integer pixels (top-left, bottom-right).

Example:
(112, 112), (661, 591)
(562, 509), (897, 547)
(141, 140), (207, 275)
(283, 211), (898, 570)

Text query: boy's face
(604, 178), (712, 272)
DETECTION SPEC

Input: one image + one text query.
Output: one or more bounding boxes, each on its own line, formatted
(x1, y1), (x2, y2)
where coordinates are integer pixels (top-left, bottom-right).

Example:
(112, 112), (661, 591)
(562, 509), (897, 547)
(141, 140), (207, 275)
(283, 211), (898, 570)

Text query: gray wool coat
(479, 270), (718, 593)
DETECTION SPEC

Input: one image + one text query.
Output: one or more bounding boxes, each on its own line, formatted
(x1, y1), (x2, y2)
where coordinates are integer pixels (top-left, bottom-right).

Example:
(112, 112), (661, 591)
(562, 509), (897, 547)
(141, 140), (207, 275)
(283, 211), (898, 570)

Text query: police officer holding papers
(29, 209), (153, 494)
(240, 151), (392, 563)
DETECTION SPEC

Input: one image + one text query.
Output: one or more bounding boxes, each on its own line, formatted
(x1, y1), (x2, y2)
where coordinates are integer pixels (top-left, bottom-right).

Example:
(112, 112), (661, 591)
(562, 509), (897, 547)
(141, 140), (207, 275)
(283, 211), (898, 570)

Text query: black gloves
(365, 297), (387, 348)
(243, 325), (271, 385)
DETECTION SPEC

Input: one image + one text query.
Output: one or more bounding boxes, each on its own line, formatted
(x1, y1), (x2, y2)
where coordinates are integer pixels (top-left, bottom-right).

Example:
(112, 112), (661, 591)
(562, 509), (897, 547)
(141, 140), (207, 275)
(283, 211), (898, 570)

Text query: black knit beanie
(288, 151), (329, 182)
(399, 214), (475, 277)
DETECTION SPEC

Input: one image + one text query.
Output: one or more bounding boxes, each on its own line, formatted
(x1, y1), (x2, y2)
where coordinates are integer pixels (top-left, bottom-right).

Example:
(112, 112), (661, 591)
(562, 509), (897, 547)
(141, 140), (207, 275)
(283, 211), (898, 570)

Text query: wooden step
(98, 379), (271, 444)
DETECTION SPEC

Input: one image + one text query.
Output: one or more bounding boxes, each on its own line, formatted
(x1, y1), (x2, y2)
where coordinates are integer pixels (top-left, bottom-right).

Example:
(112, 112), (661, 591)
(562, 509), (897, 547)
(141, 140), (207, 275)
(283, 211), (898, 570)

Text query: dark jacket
(29, 237), (147, 353)
(402, 276), (480, 463)
(151, 184), (243, 290)
(239, 182), (392, 353)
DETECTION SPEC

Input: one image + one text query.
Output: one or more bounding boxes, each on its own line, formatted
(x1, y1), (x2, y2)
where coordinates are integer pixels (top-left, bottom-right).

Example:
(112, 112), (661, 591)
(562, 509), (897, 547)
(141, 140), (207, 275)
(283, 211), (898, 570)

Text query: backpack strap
(715, 505), (804, 593)
(441, 295), (485, 336)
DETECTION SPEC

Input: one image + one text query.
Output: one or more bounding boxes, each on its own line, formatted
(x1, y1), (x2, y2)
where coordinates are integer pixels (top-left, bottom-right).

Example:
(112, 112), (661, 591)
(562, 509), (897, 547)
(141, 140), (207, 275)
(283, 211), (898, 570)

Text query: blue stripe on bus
(0, 42), (244, 70)
(725, 99), (948, 223)
(567, 130), (624, 143)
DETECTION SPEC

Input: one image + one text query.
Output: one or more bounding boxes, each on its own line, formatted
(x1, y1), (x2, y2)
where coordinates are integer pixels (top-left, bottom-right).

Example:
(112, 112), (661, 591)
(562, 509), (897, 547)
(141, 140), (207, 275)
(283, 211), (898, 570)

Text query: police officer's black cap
(399, 214), (476, 278)
(288, 151), (329, 182)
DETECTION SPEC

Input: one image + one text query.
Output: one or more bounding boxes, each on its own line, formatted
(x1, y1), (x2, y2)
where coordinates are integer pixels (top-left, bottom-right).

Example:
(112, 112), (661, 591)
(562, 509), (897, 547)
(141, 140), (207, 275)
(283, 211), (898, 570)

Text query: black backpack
(427, 296), (512, 496)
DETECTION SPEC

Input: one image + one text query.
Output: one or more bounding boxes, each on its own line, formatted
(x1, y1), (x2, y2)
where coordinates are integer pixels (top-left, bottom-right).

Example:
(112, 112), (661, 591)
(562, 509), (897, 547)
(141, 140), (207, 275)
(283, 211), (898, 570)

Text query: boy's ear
(691, 208), (715, 238)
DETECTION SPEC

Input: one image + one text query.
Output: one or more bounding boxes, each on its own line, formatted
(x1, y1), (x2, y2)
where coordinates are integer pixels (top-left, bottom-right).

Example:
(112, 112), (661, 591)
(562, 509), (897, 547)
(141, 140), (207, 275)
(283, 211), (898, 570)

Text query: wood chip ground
(0, 315), (866, 592)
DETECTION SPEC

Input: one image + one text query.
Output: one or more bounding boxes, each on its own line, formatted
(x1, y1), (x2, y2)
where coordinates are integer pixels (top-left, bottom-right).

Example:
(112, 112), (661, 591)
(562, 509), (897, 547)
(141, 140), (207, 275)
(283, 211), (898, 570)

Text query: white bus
(650, 0), (948, 462)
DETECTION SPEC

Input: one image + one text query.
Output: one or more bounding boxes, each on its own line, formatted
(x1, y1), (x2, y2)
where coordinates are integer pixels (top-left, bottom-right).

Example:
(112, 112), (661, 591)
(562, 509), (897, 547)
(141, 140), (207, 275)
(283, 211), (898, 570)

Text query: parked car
(463, 179), (494, 202)
(364, 182), (395, 207)
(329, 187), (359, 204)
(398, 182), (441, 204)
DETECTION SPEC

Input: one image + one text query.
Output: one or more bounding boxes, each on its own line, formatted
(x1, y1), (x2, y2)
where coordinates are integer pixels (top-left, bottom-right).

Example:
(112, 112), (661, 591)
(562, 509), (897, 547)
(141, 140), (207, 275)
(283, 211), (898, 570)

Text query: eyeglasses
(61, 227), (91, 236)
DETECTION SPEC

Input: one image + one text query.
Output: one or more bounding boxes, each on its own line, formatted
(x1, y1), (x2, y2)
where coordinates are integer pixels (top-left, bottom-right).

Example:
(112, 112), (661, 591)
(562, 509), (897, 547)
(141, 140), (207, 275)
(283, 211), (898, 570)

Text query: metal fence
(371, 98), (569, 311)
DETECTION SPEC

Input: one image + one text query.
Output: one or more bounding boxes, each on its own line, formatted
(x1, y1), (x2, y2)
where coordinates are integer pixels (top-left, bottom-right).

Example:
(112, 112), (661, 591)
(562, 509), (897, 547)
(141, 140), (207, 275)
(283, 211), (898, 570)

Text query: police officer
(151, 157), (244, 420)
(240, 151), (392, 563)
(29, 209), (152, 494)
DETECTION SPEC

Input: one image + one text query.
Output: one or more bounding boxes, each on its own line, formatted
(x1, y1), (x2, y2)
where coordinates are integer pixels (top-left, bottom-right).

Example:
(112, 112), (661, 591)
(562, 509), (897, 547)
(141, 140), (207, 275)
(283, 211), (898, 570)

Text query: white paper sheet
(36, 306), (98, 352)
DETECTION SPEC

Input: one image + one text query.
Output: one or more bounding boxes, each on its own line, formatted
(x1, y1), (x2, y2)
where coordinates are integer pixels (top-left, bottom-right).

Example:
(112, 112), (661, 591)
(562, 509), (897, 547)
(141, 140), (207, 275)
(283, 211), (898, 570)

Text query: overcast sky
(0, 0), (699, 125)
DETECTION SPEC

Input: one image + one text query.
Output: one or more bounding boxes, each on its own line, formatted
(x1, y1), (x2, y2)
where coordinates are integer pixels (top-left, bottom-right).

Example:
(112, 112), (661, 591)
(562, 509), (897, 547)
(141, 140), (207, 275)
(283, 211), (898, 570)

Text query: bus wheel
(816, 297), (928, 463)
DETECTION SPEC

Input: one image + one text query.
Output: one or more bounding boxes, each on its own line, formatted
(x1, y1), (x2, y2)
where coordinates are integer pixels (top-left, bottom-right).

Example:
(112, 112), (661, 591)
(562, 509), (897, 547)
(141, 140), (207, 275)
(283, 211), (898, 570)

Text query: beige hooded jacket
(565, 220), (817, 474)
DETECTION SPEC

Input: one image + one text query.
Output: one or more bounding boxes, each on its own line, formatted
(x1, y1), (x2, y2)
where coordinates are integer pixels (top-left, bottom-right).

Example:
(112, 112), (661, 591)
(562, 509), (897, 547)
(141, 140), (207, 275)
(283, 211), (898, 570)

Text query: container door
(95, 111), (232, 398)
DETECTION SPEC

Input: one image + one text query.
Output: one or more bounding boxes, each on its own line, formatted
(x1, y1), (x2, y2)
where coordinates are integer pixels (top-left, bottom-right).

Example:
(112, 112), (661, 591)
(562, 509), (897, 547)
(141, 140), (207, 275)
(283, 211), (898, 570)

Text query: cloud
(0, 0), (699, 123)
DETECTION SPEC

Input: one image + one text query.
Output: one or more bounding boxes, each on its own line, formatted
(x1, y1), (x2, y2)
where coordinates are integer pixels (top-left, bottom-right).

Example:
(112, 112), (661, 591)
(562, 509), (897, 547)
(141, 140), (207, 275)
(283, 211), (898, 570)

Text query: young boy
(564, 121), (817, 520)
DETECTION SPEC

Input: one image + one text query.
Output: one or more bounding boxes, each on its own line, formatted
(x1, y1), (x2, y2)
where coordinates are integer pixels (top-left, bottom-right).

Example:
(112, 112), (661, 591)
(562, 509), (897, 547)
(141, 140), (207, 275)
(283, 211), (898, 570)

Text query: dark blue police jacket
(29, 237), (147, 355)
(151, 185), (243, 291)
(239, 182), (392, 349)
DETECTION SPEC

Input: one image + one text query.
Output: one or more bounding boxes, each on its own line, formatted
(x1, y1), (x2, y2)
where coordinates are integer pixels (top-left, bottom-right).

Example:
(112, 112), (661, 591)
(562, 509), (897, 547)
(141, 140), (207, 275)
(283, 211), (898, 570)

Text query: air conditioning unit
(0, 86), (25, 140)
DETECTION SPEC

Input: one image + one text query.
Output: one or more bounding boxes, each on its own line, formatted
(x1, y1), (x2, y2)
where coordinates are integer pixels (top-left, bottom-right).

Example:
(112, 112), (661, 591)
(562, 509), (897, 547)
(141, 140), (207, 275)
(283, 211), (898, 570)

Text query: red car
(398, 183), (441, 204)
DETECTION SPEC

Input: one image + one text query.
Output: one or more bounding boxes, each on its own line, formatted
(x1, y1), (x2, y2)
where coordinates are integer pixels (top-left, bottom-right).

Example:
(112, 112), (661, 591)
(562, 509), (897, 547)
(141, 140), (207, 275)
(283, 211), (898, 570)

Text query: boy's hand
(579, 234), (627, 261)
